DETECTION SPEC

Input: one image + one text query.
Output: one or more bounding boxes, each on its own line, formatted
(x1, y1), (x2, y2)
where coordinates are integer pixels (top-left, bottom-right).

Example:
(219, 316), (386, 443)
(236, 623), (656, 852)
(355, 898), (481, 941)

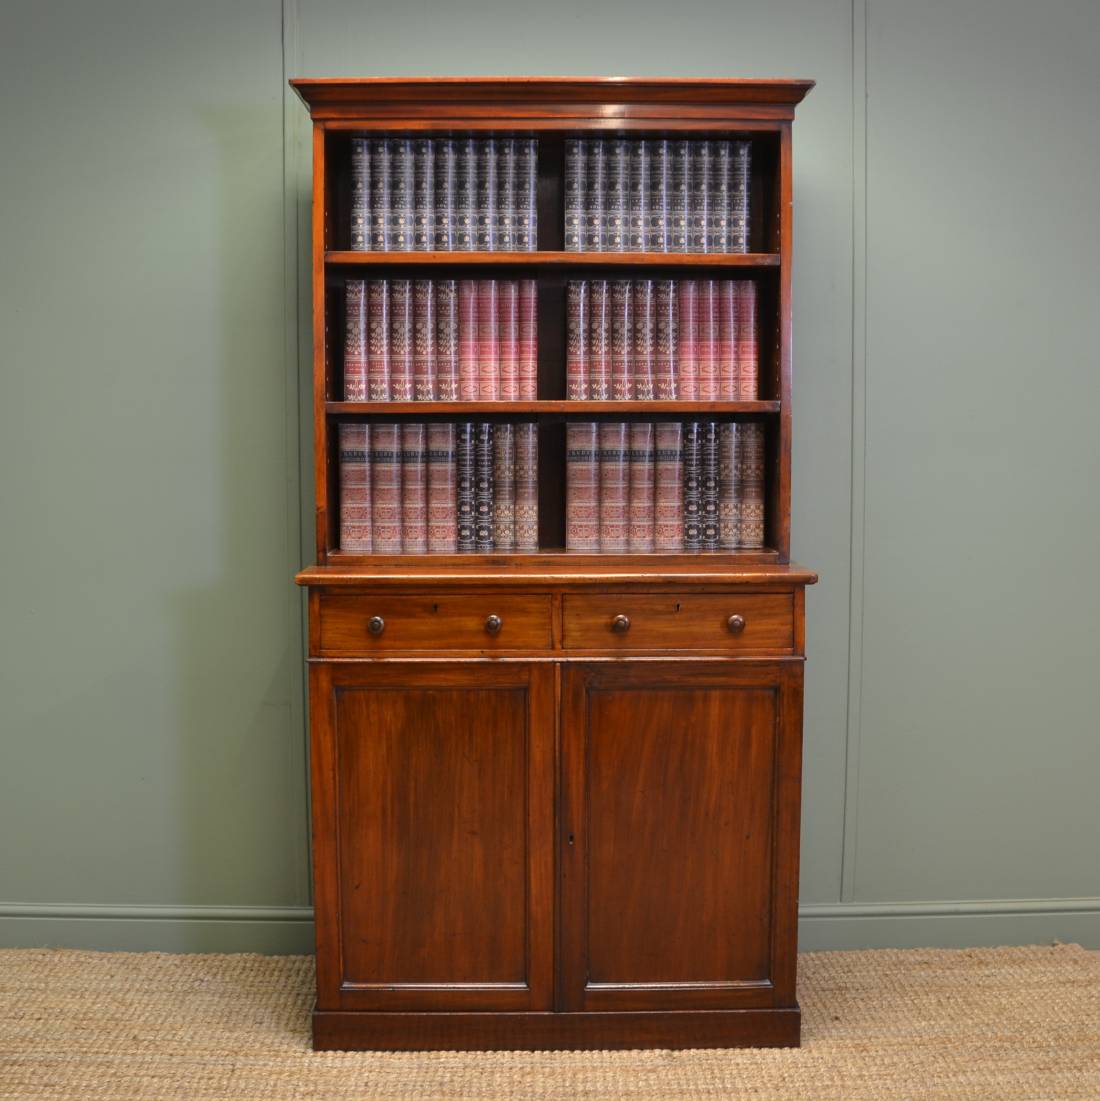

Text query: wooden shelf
(326, 400), (781, 416)
(326, 250), (781, 269)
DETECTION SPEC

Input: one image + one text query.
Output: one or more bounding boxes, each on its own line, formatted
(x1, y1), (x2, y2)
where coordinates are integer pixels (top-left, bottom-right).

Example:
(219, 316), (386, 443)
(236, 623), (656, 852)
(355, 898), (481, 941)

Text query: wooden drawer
(318, 593), (553, 654)
(562, 592), (795, 653)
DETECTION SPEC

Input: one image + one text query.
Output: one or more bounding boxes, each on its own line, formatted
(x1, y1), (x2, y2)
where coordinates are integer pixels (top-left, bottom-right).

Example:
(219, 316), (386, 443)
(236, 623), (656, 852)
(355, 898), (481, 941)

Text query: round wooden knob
(611, 614), (631, 634)
(367, 615), (385, 636)
(485, 614), (503, 635)
(727, 614), (746, 635)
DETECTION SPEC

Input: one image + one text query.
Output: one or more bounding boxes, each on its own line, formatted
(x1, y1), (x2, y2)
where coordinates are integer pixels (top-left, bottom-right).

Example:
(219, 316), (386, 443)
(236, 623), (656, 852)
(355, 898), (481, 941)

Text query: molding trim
(0, 903), (313, 923)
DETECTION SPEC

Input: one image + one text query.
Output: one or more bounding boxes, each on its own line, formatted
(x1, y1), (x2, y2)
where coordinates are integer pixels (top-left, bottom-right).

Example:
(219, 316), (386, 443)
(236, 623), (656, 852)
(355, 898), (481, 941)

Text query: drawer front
(319, 593), (553, 654)
(562, 592), (794, 653)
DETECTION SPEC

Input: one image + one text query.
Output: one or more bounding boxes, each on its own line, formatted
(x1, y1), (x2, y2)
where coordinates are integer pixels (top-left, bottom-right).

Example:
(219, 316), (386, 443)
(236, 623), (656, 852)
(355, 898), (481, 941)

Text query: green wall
(1, 0), (1096, 952)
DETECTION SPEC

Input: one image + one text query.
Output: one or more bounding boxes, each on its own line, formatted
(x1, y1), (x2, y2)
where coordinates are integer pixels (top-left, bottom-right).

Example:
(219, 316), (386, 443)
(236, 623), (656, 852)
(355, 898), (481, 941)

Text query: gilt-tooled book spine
(563, 138), (585, 252)
(412, 138), (434, 252)
(711, 140), (732, 253)
(492, 422), (516, 550)
(477, 279), (500, 400)
(627, 140), (648, 252)
(368, 138), (390, 251)
(654, 421), (684, 551)
(343, 280), (369, 401)
(401, 422), (428, 553)
(514, 138), (537, 252)
(676, 280), (699, 399)
(455, 421), (476, 551)
(730, 140), (751, 253)
(565, 422), (599, 551)
(598, 421), (629, 553)
(388, 278), (413, 401)
(669, 140), (690, 252)
(689, 141), (710, 254)
(583, 139), (606, 252)
(434, 138), (455, 251)
(682, 420), (703, 552)
(426, 422), (457, 553)
(646, 139), (670, 253)
(338, 423), (371, 552)
(457, 279), (479, 400)
(475, 139), (497, 251)
(736, 280), (758, 399)
(701, 420), (719, 550)
(474, 422), (495, 551)
(628, 421), (656, 552)
(412, 280), (435, 402)
(518, 279), (538, 400)
(389, 138), (414, 252)
(496, 137), (516, 252)
(718, 280), (738, 400)
(739, 421), (765, 549)
(588, 279), (611, 401)
(454, 138), (476, 251)
(566, 280), (588, 400)
(370, 423), (402, 553)
(718, 421), (741, 550)
(697, 280), (719, 401)
(498, 280), (520, 402)
(610, 279), (633, 401)
(367, 280), (390, 401)
(435, 279), (459, 402)
(632, 279), (655, 401)
(350, 138), (370, 251)
(605, 138), (627, 253)
(655, 278), (678, 400)
(514, 422), (539, 551)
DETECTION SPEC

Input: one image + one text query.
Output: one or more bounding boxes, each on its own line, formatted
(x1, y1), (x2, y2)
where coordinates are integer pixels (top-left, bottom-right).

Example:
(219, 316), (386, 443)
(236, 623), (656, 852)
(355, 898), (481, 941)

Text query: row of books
(344, 279), (538, 402)
(350, 137), (538, 252)
(567, 279), (758, 401)
(338, 422), (538, 553)
(565, 421), (765, 552)
(564, 138), (751, 254)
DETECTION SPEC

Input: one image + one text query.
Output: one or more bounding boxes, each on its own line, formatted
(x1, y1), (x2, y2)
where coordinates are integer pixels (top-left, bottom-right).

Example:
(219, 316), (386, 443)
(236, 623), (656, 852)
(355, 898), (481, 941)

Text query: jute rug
(0, 944), (1097, 1099)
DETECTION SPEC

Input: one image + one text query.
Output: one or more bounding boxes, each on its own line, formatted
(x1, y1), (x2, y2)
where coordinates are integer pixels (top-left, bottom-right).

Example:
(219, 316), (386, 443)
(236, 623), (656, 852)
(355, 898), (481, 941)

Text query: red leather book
(632, 279), (656, 401)
(654, 421), (684, 551)
(401, 422), (428, 553)
(655, 279), (678, 399)
(566, 280), (588, 400)
(412, 279), (435, 401)
(388, 279), (414, 401)
(718, 279), (738, 400)
(676, 280), (699, 399)
(455, 421), (475, 551)
(492, 422), (516, 550)
(697, 279), (719, 401)
(426, 422), (457, 553)
(477, 279), (500, 400)
(598, 421), (629, 552)
(457, 279), (478, 400)
(701, 420), (719, 549)
(369, 423), (402, 553)
(474, 422), (495, 550)
(518, 279), (538, 400)
(682, 420), (703, 552)
(587, 279), (611, 400)
(739, 421), (765, 548)
(338, 423), (371, 552)
(435, 279), (459, 402)
(736, 280), (758, 399)
(367, 279), (390, 401)
(628, 421), (656, 552)
(344, 279), (369, 401)
(718, 421), (741, 550)
(565, 422), (599, 551)
(610, 279), (633, 400)
(514, 422), (539, 550)
(498, 280), (520, 401)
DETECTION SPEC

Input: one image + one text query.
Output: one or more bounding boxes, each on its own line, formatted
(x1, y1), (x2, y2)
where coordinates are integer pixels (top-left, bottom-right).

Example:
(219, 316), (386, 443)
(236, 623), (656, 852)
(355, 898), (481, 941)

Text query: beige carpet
(0, 945), (1097, 1099)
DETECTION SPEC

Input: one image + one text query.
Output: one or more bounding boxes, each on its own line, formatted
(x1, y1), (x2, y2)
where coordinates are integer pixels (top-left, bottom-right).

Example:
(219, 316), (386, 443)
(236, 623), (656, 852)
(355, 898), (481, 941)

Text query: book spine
(598, 421), (629, 552)
(605, 137), (627, 252)
(669, 139), (690, 252)
(434, 138), (455, 251)
(654, 421), (684, 551)
(583, 139), (606, 252)
(632, 279), (655, 401)
(368, 138), (390, 251)
(388, 278), (413, 401)
(343, 279), (369, 401)
(563, 138), (585, 252)
(492, 422), (516, 550)
(496, 137), (516, 252)
(412, 138), (434, 252)
(736, 280), (758, 399)
(514, 137), (537, 252)
(435, 279), (459, 401)
(426, 422), (457, 553)
(655, 278), (678, 400)
(676, 280), (699, 399)
(646, 139), (669, 253)
(401, 422), (428, 553)
(610, 279), (633, 400)
(566, 280), (588, 400)
(518, 279), (538, 400)
(701, 420), (719, 549)
(565, 422), (600, 552)
(628, 421), (656, 552)
(477, 279), (500, 400)
(514, 422), (539, 550)
(738, 421), (765, 549)
(454, 138), (476, 251)
(718, 279), (737, 399)
(457, 279), (479, 400)
(689, 140), (709, 254)
(369, 423), (402, 553)
(367, 279), (390, 401)
(350, 138), (370, 250)
(627, 139), (648, 252)
(730, 140), (751, 253)
(412, 279), (435, 401)
(475, 138), (497, 251)
(498, 279), (519, 401)
(718, 421), (740, 550)
(455, 421), (476, 551)
(338, 422), (372, 552)
(388, 137), (414, 251)
(588, 279), (611, 400)
(711, 140), (732, 253)
(697, 279), (719, 400)
(682, 420), (703, 551)
(474, 422), (495, 551)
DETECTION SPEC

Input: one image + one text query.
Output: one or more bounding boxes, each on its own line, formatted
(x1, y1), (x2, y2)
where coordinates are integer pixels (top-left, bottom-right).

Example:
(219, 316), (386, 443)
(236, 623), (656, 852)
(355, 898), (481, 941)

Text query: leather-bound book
(701, 420), (720, 549)
(565, 422), (599, 551)
(627, 139), (649, 252)
(566, 280), (588, 400)
(475, 138), (497, 251)
(514, 138), (538, 252)
(718, 280), (738, 399)
(711, 140), (732, 253)
(388, 278), (414, 401)
(518, 279), (538, 400)
(598, 420), (629, 552)
(588, 279), (611, 400)
(498, 280), (520, 402)
(514, 422), (539, 550)
(654, 421), (684, 550)
(739, 421), (765, 548)
(736, 280), (758, 399)
(697, 279), (719, 400)
(682, 420), (703, 551)
(455, 421), (476, 551)
(718, 421), (741, 550)
(389, 137), (414, 252)
(426, 422), (457, 553)
(583, 139), (606, 252)
(369, 422), (403, 553)
(350, 138), (370, 250)
(338, 423), (371, 552)
(676, 280), (699, 399)
(412, 279), (435, 401)
(563, 138), (585, 252)
(368, 137), (389, 251)
(474, 421), (495, 550)
(477, 279), (500, 400)
(605, 138), (628, 252)
(344, 279), (369, 401)
(401, 422), (428, 553)
(689, 140), (710, 254)
(628, 421), (656, 552)
(367, 279), (390, 401)
(454, 138), (476, 251)
(492, 422), (516, 550)
(457, 279), (479, 400)
(412, 138), (434, 252)
(632, 279), (656, 401)
(669, 139), (690, 252)
(730, 140), (751, 253)
(655, 279), (678, 399)
(435, 279), (459, 401)
(434, 137), (455, 251)
(496, 137), (516, 252)
(610, 279), (634, 400)
(646, 138), (670, 253)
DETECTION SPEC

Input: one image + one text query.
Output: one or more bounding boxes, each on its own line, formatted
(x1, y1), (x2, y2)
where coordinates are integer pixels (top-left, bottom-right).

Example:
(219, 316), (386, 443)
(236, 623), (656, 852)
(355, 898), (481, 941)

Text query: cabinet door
(560, 661), (803, 1011)
(310, 662), (554, 1012)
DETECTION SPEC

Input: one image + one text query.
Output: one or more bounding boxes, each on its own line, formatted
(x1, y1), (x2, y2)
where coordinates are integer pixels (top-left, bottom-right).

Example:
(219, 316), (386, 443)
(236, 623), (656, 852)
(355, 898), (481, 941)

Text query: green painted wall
(1, 0), (1096, 952)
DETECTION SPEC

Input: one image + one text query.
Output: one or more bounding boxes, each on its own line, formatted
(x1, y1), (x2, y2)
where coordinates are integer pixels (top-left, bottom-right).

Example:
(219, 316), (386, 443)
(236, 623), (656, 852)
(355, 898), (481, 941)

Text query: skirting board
(0, 900), (1097, 954)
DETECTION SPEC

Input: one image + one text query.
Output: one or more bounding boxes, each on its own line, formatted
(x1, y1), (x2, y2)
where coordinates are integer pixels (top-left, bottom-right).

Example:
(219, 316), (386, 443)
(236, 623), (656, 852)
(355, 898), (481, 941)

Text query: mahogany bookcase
(293, 77), (816, 1052)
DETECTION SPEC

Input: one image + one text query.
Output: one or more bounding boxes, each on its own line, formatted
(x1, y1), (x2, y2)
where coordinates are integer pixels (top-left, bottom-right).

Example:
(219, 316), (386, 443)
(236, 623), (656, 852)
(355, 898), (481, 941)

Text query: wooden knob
(485, 614), (503, 635)
(727, 614), (746, 634)
(611, 614), (631, 634)
(367, 615), (385, 636)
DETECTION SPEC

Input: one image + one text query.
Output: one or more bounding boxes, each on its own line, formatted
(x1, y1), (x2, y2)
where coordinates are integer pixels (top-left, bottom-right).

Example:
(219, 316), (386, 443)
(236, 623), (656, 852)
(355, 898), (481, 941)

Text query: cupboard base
(312, 1006), (801, 1052)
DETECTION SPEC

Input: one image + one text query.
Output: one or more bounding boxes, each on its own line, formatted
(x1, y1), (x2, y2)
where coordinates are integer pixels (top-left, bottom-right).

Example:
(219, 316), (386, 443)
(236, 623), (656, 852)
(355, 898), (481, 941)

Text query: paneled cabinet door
(310, 661), (555, 1012)
(559, 661), (804, 1012)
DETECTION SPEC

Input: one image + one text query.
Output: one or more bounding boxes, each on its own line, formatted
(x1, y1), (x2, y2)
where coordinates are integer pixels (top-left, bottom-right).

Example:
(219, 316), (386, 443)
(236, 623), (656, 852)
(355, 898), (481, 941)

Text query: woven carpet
(0, 945), (1097, 1099)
